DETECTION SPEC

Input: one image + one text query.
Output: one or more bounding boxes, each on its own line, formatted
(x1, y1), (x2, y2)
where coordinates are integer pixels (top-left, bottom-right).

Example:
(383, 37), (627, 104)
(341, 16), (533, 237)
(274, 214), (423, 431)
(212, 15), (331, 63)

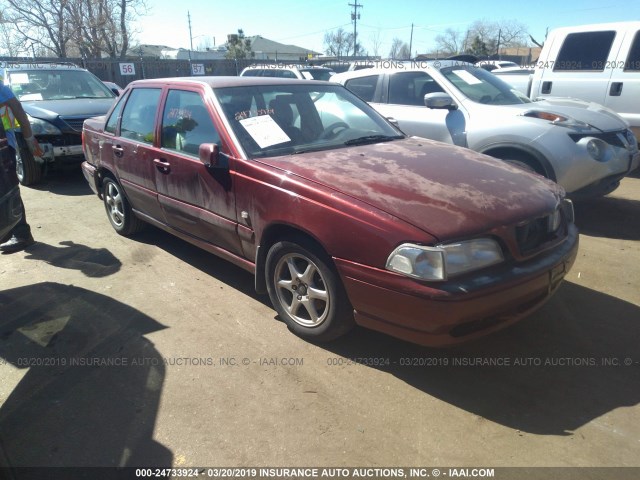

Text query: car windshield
(440, 65), (531, 105)
(7, 69), (115, 101)
(215, 83), (404, 158)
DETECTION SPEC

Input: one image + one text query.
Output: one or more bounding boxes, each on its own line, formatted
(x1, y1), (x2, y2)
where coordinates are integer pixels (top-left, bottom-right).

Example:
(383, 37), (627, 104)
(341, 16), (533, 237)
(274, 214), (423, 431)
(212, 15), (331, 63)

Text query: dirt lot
(0, 167), (639, 477)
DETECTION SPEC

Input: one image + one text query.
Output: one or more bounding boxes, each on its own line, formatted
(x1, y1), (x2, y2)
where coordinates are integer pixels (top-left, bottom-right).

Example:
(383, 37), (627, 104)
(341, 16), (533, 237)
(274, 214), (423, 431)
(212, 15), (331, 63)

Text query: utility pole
(409, 23), (414, 60)
(187, 11), (194, 71)
(496, 29), (501, 59)
(349, 0), (363, 58)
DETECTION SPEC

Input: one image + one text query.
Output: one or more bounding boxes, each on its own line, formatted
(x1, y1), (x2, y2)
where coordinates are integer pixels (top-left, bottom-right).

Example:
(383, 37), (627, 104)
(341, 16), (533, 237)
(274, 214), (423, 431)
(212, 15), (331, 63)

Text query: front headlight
(523, 110), (589, 129)
(386, 238), (504, 281)
(27, 115), (62, 135)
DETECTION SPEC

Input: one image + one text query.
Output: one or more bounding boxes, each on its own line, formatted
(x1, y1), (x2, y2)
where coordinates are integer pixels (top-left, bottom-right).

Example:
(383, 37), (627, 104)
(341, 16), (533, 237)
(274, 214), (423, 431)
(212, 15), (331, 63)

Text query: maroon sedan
(81, 77), (578, 346)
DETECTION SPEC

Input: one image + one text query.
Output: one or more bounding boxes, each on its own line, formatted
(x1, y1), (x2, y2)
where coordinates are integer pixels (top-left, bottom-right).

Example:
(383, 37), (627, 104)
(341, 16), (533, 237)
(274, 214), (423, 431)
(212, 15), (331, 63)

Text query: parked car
(333, 61), (639, 198)
(492, 67), (534, 94)
(475, 60), (520, 71)
(496, 21), (640, 140)
(102, 81), (124, 96)
(1, 62), (117, 185)
(82, 76), (578, 347)
(240, 64), (335, 80)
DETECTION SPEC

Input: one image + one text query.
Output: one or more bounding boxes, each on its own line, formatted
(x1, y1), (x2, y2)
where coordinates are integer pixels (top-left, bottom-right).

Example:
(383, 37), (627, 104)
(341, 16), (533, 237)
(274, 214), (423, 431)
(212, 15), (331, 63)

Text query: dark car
(1, 62), (116, 185)
(82, 76), (578, 346)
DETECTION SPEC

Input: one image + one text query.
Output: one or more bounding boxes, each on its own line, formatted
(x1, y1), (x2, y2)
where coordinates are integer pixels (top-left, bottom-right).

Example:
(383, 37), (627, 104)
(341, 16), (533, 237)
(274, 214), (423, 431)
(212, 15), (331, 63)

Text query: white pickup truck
(495, 21), (640, 140)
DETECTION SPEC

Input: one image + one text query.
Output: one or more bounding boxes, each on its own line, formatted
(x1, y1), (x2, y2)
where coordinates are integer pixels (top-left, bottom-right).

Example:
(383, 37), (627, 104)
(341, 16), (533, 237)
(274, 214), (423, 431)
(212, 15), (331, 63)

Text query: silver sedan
(332, 61), (639, 198)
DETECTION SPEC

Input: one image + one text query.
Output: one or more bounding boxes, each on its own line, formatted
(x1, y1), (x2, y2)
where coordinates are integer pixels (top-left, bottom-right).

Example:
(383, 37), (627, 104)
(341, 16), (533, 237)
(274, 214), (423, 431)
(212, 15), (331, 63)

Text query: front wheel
(102, 177), (145, 236)
(15, 135), (44, 185)
(265, 238), (354, 342)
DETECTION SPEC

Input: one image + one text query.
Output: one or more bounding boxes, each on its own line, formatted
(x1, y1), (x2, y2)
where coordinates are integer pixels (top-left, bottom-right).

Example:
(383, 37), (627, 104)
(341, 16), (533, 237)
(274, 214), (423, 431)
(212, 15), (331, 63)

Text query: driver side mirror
(199, 143), (227, 169)
(424, 92), (457, 111)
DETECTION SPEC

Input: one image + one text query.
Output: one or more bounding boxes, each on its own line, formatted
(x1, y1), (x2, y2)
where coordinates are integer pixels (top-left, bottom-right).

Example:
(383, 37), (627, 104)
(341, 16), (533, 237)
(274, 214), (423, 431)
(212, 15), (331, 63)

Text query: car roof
(128, 76), (335, 89)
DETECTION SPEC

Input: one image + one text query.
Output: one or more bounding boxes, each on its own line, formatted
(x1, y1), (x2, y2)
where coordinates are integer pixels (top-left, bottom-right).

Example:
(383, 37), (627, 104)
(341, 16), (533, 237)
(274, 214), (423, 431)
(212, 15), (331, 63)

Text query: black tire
(15, 135), (44, 186)
(102, 176), (145, 236)
(265, 238), (354, 342)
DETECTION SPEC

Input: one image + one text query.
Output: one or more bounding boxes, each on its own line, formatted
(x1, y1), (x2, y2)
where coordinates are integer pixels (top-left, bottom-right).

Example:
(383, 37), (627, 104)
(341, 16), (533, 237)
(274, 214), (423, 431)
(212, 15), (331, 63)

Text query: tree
(369, 29), (382, 58)
(389, 37), (410, 60)
(324, 28), (354, 58)
(466, 35), (489, 56)
(225, 29), (253, 60)
(434, 28), (464, 56)
(0, 0), (146, 58)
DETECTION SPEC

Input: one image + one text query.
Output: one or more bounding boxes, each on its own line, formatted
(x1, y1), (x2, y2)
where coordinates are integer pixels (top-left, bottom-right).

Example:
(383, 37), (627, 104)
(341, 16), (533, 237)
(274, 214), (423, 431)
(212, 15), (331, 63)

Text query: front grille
(569, 130), (628, 148)
(61, 116), (88, 132)
(515, 213), (559, 255)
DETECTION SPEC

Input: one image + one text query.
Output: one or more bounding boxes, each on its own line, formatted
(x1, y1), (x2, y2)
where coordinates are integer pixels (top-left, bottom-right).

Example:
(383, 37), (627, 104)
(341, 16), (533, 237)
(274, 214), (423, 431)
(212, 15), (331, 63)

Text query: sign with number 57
(119, 63), (136, 76)
(191, 63), (205, 75)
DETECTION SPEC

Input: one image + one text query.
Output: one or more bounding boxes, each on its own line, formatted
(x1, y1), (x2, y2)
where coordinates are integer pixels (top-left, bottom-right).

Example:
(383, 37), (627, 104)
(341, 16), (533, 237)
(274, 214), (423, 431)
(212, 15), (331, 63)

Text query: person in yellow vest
(0, 83), (44, 253)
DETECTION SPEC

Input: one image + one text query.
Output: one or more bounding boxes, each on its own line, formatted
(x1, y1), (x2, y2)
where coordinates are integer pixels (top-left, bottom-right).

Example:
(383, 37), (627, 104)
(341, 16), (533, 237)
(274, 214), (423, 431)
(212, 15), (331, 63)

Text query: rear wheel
(266, 238), (354, 342)
(15, 135), (44, 186)
(102, 177), (145, 235)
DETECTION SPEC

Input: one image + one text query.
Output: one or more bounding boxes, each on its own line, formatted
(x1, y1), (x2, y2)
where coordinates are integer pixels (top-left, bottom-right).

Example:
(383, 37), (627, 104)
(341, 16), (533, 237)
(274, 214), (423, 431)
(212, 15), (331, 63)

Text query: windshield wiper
(344, 134), (403, 146)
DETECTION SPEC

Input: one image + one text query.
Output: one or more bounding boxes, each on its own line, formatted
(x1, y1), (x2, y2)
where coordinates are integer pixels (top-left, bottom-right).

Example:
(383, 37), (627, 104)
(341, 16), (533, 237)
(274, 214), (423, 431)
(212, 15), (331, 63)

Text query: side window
(624, 31), (640, 71)
(388, 71), (444, 106)
(344, 75), (379, 102)
(161, 90), (220, 156)
(276, 70), (297, 79)
(554, 31), (616, 71)
(120, 88), (161, 143)
(105, 93), (127, 134)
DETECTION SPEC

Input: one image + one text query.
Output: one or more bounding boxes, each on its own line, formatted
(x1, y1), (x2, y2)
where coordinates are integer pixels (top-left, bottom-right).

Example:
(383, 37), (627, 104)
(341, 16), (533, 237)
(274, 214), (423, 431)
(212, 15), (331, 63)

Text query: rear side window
(624, 31), (640, 71)
(120, 88), (161, 143)
(554, 31), (616, 71)
(345, 75), (379, 102)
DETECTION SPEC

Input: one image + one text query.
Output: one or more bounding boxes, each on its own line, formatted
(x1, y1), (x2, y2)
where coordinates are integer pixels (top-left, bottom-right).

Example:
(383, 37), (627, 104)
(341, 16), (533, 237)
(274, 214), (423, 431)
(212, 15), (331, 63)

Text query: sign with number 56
(119, 63), (136, 76)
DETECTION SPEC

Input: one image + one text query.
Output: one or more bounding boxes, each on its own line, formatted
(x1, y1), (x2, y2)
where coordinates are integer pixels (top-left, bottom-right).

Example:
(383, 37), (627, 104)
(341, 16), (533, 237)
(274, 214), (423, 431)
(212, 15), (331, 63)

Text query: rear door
(109, 87), (165, 221)
(606, 28), (640, 134)
(535, 29), (622, 104)
(154, 88), (242, 256)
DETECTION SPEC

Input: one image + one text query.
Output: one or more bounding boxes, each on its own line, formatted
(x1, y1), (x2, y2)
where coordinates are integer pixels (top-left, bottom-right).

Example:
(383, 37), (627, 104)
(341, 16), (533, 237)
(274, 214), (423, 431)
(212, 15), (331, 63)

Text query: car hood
(262, 138), (564, 241)
(484, 98), (628, 132)
(22, 98), (115, 121)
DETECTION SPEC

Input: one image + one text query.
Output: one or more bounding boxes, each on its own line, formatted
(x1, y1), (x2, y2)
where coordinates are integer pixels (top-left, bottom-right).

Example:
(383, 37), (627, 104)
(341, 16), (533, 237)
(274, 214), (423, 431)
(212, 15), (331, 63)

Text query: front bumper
(335, 224), (579, 347)
(37, 143), (85, 165)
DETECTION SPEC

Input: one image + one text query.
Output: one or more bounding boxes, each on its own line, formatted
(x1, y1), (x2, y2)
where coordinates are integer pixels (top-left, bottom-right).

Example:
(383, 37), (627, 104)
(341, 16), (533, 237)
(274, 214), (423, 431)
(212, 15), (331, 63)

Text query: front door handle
(112, 145), (124, 157)
(153, 158), (171, 173)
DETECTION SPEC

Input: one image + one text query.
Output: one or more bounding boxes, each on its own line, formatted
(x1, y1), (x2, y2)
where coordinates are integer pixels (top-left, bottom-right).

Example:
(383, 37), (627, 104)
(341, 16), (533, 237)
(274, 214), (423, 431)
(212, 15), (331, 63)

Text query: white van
(529, 22), (640, 138)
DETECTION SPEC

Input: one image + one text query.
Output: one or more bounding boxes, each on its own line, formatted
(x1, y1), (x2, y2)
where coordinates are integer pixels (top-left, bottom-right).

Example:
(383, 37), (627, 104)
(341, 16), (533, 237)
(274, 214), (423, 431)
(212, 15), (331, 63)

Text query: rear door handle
(112, 145), (124, 157)
(609, 82), (623, 96)
(153, 158), (171, 173)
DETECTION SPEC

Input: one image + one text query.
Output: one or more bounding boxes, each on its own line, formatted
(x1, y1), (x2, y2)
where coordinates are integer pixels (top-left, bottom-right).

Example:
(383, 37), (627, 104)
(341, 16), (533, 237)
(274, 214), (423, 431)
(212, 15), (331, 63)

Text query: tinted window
(554, 31), (616, 71)
(105, 93), (127, 134)
(120, 88), (161, 144)
(345, 75), (379, 102)
(275, 70), (298, 79)
(624, 31), (640, 71)
(161, 90), (220, 155)
(388, 71), (444, 106)
(242, 69), (262, 77)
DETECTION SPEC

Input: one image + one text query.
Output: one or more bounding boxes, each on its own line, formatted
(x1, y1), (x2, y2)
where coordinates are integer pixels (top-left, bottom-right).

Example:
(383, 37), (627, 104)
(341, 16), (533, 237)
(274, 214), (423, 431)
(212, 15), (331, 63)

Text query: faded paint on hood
(23, 98), (116, 122)
(260, 138), (564, 241)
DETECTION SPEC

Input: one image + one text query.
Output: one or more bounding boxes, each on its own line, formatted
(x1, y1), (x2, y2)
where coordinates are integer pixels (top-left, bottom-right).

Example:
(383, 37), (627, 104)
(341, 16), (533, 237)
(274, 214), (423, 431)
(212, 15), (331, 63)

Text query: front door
(154, 89), (241, 256)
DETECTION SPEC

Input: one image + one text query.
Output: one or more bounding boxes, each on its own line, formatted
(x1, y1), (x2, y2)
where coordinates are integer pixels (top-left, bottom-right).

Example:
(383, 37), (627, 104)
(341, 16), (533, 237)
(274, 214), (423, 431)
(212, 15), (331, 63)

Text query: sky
(135, 0), (640, 56)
